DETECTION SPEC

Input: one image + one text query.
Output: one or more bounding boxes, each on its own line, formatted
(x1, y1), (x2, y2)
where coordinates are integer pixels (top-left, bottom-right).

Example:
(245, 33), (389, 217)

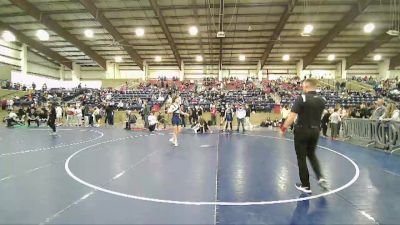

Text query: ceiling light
(2, 30), (15, 42)
(84, 29), (94, 38)
(239, 55), (246, 61)
(328, 54), (336, 61)
(303, 24), (314, 34)
(387, 29), (400, 36)
(301, 24), (314, 36)
(115, 56), (122, 62)
(189, 26), (198, 36)
(196, 55), (203, 62)
(155, 56), (162, 62)
(373, 54), (382, 61)
(282, 54), (290, 61)
(135, 28), (145, 37)
(363, 23), (375, 33)
(36, 29), (49, 41)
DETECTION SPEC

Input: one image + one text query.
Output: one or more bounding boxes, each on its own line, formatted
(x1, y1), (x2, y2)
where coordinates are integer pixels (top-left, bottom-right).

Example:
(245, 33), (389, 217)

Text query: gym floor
(0, 127), (399, 225)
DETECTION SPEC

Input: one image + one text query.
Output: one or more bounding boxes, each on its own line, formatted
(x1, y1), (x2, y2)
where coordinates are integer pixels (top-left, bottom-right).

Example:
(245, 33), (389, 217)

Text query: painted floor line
(41, 135), (162, 224)
(0, 130), (104, 157)
(65, 133), (360, 206)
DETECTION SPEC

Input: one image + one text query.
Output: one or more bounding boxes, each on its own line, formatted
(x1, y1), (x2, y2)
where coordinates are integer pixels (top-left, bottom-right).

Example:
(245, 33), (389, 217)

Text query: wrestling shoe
(295, 183), (312, 194)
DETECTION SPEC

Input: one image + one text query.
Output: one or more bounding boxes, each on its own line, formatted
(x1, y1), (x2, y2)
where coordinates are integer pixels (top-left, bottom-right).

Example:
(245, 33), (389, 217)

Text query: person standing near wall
(281, 78), (328, 194)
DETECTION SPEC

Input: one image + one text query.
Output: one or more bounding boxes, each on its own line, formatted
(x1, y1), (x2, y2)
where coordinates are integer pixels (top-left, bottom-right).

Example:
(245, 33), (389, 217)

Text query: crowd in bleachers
(2, 75), (400, 135)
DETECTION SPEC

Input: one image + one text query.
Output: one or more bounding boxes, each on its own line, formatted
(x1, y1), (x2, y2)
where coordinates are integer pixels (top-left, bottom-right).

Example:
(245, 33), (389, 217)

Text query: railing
(342, 118), (400, 153)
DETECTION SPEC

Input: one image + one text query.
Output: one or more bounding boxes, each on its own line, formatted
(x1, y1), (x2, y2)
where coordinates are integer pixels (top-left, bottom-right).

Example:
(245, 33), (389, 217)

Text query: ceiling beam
(8, 0), (106, 69)
(149, 0), (182, 70)
(0, 21), (72, 69)
(346, 32), (393, 69)
(260, 0), (297, 69)
(389, 53), (400, 69)
(79, 0), (144, 70)
(302, 0), (373, 69)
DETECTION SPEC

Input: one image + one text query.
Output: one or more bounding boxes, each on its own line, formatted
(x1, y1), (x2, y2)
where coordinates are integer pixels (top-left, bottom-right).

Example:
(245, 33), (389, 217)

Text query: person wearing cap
(280, 78), (328, 194)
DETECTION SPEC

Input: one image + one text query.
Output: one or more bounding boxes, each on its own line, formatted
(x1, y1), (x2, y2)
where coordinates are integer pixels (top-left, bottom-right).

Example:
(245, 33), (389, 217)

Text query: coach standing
(281, 78), (328, 194)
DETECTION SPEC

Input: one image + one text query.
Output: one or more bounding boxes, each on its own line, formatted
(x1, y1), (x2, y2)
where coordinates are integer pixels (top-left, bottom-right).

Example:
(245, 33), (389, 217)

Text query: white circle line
(65, 134), (360, 206)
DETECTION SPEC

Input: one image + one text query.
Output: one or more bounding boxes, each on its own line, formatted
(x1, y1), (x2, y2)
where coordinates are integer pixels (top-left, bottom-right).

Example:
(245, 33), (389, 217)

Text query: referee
(281, 78), (328, 194)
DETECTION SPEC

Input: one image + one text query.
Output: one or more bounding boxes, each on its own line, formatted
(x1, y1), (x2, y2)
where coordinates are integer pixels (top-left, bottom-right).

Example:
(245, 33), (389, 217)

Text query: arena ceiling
(0, 0), (399, 71)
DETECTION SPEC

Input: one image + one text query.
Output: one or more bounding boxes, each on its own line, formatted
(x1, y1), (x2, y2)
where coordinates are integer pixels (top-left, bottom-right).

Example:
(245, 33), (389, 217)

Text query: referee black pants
(294, 128), (323, 188)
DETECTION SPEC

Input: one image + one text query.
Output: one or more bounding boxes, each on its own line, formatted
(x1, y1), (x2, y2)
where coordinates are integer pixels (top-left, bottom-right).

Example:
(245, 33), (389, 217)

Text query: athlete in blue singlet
(168, 96), (188, 147)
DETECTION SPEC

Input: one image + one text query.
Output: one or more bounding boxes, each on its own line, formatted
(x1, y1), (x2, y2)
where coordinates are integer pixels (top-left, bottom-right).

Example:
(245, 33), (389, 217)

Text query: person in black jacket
(321, 109), (331, 137)
(48, 104), (57, 135)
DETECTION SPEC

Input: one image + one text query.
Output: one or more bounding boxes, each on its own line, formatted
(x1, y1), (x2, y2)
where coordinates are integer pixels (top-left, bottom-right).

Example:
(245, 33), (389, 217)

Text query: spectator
(321, 109), (331, 137)
(391, 104), (400, 121)
(56, 105), (63, 126)
(125, 110), (137, 130)
(244, 104), (253, 130)
(329, 108), (341, 140)
(370, 99), (386, 120)
(157, 111), (166, 130)
(210, 105), (217, 126)
(27, 108), (40, 127)
(105, 103), (114, 126)
(142, 101), (151, 128)
(148, 111), (158, 132)
(5, 110), (19, 127)
(236, 104), (246, 132)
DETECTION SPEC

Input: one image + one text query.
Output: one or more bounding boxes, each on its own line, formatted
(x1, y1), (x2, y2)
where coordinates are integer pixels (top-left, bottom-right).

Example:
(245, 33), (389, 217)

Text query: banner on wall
(11, 71), (102, 89)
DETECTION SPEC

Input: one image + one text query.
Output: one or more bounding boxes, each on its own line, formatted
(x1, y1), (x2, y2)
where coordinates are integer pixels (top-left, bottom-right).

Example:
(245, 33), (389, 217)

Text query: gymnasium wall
(0, 65), (12, 80)
(0, 39), (63, 79)
(0, 40), (20, 67)
(0, 38), (398, 82)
